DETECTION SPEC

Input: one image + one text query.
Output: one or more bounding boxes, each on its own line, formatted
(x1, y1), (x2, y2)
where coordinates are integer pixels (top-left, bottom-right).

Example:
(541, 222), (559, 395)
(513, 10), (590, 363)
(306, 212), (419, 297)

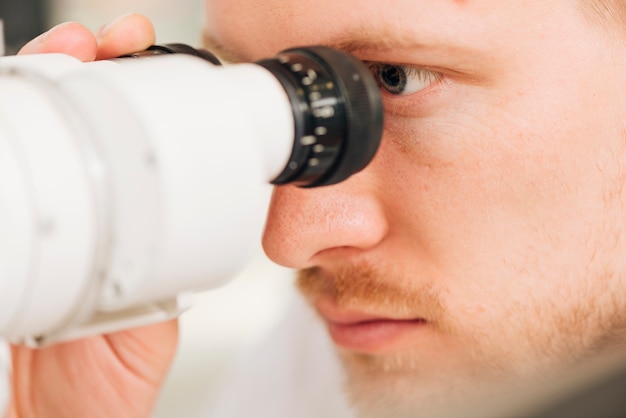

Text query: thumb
(18, 21), (98, 61)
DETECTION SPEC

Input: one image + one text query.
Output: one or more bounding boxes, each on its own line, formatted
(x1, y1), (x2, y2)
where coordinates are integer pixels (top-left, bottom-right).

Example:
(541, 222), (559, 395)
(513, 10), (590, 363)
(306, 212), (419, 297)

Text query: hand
(6, 14), (179, 418)
(18, 13), (156, 61)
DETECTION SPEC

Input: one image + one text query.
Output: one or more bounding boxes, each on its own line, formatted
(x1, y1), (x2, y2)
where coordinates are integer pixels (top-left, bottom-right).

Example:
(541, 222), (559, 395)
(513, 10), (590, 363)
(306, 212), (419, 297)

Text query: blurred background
(0, 1), (296, 416)
(1, 0), (206, 53)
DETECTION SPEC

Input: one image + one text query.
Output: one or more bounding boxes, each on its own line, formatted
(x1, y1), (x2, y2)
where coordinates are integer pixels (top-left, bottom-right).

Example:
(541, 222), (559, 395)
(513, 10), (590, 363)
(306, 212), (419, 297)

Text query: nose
(262, 172), (388, 269)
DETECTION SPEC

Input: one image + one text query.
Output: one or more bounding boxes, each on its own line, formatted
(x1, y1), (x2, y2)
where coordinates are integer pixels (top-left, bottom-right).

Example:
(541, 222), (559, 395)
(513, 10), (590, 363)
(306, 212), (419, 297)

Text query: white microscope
(0, 40), (383, 346)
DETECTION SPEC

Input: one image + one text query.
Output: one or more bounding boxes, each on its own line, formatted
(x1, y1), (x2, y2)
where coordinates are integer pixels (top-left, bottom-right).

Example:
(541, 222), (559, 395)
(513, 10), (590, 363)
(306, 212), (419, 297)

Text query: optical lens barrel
(125, 44), (384, 188)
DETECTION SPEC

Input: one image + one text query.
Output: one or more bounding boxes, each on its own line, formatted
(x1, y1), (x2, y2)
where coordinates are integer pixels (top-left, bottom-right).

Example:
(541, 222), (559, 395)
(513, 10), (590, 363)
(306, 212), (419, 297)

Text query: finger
(95, 13), (156, 60)
(105, 319), (179, 385)
(18, 22), (98, 62)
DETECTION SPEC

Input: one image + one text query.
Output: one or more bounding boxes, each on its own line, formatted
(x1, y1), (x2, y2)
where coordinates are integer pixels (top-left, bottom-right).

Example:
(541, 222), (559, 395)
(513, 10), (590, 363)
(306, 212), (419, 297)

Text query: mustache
(296, 263), (447, 321)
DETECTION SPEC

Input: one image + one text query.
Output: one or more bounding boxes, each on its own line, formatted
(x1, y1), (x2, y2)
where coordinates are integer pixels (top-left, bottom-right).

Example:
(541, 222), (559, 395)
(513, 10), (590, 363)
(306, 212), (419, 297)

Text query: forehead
(203, 0), (578, 60)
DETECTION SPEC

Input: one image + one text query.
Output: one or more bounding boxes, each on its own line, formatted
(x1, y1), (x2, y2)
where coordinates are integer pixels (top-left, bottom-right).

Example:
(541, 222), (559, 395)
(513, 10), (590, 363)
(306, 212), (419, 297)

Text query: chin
(341, 372), (478, 418)
(338, 349), (556, 418)
(337, 350), (523, 418)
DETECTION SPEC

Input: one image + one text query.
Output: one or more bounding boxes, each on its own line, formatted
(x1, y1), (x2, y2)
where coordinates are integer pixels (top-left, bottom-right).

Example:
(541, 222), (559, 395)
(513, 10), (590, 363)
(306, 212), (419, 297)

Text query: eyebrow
(202, 24), (475, 65)
(326, 23), (485, 63)
(325, 25), (437, 54)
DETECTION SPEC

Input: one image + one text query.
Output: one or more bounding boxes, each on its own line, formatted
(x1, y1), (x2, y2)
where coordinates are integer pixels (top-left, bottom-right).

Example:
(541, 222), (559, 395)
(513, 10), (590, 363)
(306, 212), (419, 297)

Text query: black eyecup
(259, 46), (383, 188)
(296, 47), (383, 188)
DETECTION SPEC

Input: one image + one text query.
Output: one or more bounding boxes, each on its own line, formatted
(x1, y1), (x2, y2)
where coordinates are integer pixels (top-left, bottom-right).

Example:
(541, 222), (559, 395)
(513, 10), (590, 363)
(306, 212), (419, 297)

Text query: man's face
(205, 1), (626, 415)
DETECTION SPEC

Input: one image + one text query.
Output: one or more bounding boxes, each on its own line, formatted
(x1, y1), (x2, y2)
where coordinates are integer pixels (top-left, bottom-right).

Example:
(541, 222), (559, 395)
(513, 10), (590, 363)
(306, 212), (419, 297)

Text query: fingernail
(96, 22), (114, 40)
(20, 25), (56, 51)
(34, 27), (53, 43)
(96, 13), (132, 39)
(36, 21), (75, 43)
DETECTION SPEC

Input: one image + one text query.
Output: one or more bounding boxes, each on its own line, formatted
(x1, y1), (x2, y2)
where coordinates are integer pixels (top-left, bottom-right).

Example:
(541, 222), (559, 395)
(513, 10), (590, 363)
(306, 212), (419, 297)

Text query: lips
(315, 297), (427, 353)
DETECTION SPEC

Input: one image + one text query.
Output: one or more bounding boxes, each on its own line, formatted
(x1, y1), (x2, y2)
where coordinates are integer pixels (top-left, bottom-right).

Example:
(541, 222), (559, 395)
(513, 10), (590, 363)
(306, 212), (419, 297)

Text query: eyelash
(366, 62), (443, 97)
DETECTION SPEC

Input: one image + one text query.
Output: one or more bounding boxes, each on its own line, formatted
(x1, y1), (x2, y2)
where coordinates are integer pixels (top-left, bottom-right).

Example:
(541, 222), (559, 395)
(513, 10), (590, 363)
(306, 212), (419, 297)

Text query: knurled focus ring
(259, 53), (347, 186)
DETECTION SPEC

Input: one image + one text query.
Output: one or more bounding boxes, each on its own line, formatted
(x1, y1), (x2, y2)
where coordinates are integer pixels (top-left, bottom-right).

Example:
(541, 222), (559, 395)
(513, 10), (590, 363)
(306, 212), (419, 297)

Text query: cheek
(378, 90), (626, 310)
(373, 96), (626, 370)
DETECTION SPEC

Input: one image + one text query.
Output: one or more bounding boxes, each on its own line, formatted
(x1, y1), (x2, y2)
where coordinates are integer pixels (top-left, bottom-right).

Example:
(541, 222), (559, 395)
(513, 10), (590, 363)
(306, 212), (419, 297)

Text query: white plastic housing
(0, 53), (294, 345)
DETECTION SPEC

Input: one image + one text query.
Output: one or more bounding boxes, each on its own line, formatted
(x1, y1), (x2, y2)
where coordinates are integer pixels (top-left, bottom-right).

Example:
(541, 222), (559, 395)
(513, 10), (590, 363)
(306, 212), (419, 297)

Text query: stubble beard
(336, 350), (497, 418)
(296, 264), (510, 418)
(296, 262), (626, 418)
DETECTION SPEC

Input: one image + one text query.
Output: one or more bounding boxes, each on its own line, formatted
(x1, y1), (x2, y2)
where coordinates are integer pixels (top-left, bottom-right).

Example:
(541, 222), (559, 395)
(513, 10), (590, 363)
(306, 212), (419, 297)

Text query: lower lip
(326, 318), (427, 353)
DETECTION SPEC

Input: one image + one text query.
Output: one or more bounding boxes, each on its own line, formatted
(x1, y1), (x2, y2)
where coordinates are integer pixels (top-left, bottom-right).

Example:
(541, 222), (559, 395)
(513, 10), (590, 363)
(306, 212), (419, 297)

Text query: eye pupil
(377, 64), (407, 95)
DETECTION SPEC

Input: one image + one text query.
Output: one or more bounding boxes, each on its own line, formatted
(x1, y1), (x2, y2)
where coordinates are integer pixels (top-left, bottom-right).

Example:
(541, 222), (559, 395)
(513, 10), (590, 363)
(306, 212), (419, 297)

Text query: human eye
(367, 62), (442, 96)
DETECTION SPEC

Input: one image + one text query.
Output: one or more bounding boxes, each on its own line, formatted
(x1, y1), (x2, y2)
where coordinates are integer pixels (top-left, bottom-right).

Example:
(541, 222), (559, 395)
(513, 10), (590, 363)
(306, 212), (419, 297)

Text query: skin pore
(203, 0), (626, 415)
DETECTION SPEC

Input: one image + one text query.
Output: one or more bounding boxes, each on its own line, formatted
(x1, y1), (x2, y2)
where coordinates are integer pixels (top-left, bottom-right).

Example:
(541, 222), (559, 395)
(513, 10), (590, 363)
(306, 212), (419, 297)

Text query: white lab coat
(204, 296), (355, 418)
